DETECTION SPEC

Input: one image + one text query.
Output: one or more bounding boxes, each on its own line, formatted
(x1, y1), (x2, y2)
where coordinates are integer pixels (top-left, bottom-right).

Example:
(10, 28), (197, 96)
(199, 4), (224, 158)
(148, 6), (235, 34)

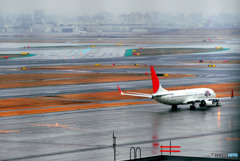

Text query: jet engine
(205, 99), (221, 107)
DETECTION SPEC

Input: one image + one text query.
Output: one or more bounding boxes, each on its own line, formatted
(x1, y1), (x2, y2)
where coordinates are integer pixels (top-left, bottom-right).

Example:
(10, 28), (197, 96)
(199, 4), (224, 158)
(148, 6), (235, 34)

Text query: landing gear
(190, 105), (196, 110)
(199, 100), (206, 107)
(172, 105), (177, 110)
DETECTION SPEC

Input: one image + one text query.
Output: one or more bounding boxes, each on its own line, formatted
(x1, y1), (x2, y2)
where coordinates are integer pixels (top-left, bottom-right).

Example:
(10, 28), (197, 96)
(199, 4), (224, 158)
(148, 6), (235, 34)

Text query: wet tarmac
(0, 98), (239, 161)
(0, 39), (239, 161)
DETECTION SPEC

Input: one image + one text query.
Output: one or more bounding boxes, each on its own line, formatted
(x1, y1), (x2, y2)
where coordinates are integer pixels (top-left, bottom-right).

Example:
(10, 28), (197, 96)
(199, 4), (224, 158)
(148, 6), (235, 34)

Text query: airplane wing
(152, 93), (174, 97)
(182, 99), (201, 104)
(117, 85), (152, 98)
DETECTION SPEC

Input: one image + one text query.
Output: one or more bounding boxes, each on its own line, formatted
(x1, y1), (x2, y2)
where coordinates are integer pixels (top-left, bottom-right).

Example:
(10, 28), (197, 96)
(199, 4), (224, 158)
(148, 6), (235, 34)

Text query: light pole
(113, 131), (116, 161)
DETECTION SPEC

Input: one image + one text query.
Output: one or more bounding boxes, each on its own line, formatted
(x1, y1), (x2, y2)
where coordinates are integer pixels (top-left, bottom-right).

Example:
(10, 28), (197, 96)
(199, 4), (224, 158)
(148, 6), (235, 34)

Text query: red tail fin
(117, 85), (122, 94)
(151, 67), (160, 93)
(231, 89), (234, 98)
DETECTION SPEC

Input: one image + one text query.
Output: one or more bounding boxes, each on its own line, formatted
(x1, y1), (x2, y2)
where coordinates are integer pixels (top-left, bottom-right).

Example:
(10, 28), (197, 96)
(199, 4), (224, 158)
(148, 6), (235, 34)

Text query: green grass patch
(125, 48), (229, 56)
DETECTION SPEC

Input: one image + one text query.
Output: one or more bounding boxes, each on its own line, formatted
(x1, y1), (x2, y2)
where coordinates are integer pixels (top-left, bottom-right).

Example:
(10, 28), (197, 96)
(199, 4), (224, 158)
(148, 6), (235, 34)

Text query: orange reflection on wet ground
(0, 130), (20, 134)
(31, 123), (96, 132)
(225, 138), (240, 141)
(32, 123), (75, 128)
(217, 108), (221, 127)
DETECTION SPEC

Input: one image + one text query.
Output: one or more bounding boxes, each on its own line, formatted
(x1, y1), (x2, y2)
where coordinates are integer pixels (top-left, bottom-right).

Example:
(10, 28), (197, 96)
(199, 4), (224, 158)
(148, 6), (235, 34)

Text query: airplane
(117, 67), (233, 110)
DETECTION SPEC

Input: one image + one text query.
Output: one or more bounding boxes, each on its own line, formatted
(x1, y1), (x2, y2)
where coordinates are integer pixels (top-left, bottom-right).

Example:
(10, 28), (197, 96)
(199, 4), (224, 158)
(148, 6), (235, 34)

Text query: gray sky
(1, 0), (240, 16)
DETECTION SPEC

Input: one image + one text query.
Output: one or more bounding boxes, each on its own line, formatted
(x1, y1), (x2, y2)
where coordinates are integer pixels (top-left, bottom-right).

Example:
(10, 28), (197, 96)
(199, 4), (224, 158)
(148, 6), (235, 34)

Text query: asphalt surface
(0, 39), (239, 161)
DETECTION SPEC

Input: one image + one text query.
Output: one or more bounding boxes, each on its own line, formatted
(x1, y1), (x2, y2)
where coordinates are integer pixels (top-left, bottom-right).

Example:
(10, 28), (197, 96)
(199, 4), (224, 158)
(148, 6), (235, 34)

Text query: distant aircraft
(117, 67), (233, 110)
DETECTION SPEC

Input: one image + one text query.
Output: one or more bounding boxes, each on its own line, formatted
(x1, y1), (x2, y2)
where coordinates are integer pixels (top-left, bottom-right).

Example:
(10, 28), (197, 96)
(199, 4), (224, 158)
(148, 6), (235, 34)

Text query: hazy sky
(1, 0), (240, 16)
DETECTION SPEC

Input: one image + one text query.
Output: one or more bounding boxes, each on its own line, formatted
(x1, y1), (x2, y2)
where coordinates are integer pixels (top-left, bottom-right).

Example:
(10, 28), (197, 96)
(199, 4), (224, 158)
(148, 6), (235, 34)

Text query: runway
(0, 98), (239, 160)
(0, 39), (239, 160)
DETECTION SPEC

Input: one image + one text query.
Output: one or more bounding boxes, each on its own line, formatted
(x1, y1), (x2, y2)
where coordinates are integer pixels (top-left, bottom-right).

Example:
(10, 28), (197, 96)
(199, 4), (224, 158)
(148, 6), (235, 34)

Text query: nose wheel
(172, 105), (177, 110)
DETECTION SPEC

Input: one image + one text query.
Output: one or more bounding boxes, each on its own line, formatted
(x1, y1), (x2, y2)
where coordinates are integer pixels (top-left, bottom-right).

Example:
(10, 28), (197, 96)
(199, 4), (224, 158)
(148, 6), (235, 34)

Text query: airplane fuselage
(153, 88), (216, 105)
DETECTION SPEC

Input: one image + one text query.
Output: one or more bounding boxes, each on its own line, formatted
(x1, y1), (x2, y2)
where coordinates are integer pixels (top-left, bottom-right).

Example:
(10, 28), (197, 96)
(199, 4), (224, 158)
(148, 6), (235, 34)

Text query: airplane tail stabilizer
(116, 67), (169, 98)
(150, 67), (168, 94)
(117, 85), (152, 98)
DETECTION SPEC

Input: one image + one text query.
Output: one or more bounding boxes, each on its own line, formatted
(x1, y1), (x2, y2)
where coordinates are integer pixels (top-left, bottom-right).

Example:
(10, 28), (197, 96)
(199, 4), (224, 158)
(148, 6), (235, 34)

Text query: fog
(1, 0), (240, 16)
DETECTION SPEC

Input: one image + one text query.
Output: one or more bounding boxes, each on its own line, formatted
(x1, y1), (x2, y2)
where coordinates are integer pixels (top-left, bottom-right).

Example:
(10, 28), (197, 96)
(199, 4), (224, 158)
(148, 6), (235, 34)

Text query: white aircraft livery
(117, 67), (233, 110)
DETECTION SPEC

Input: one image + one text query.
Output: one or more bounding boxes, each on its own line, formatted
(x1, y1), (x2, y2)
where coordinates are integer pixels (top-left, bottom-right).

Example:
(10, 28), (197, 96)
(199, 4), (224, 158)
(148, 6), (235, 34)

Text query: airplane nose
(213, 91), (216, 97)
